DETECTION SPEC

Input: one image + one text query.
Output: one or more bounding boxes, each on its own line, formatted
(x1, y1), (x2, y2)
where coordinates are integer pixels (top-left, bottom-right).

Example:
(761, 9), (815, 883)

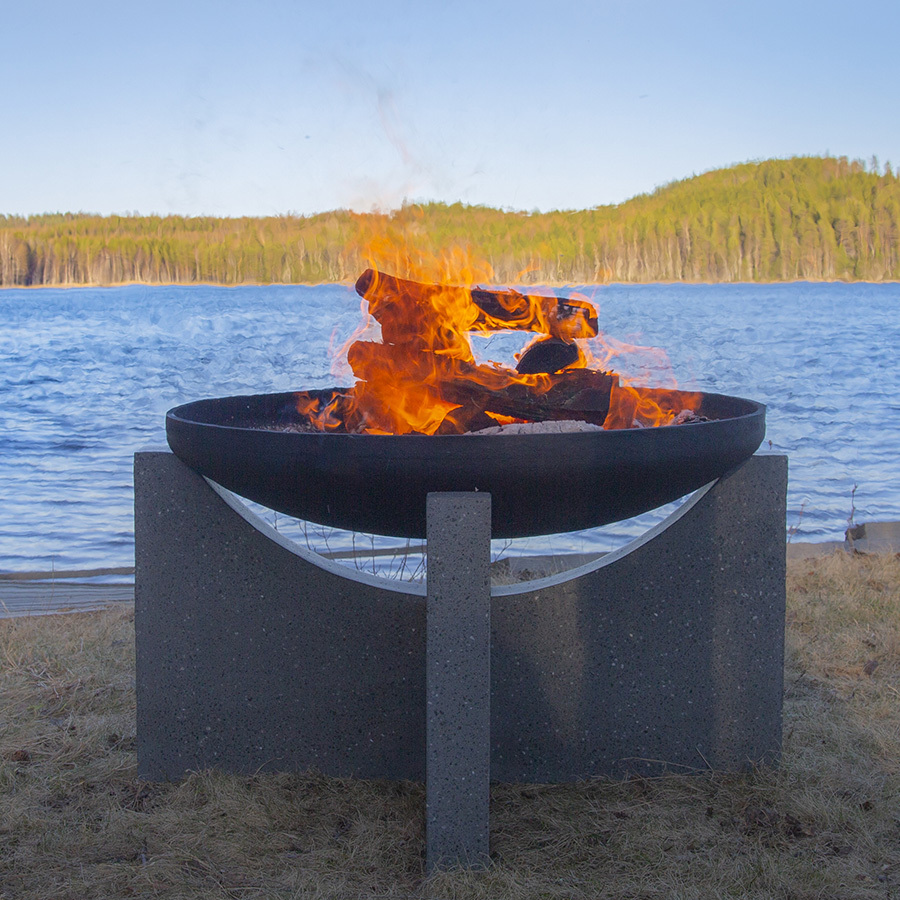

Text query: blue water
(1, 281), (898, 575)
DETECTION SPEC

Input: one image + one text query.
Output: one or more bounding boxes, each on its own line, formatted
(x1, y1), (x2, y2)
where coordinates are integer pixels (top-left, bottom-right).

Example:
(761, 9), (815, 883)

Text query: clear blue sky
(3, 0), (898, 217)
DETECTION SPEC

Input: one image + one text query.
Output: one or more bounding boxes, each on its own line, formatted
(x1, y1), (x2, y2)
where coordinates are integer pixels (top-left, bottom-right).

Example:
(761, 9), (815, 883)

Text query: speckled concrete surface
(134, 450), (787, 782)
(426, 492), (491, 871)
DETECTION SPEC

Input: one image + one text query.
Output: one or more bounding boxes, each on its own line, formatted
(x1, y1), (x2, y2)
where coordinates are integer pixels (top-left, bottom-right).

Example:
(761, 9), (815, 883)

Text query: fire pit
(150, 267), (778, 873)
(166, 268), (765, 538)
(166, 387), (765, 538)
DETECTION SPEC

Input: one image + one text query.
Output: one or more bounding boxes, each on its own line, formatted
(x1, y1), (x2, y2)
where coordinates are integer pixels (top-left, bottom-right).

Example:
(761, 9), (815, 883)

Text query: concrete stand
(135, 451), (787, 788)
(426, 493), (492, 871)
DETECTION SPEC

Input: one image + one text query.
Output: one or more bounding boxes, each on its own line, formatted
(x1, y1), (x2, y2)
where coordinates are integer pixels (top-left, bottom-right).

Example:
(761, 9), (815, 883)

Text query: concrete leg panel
(490, 453), (788, 779)
(134, 449), (426, 781)
(426, 493), (491, 871)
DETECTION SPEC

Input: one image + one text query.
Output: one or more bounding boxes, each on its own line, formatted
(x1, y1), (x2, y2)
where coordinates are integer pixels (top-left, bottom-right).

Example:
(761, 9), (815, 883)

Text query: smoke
(331, 60), (470, 213)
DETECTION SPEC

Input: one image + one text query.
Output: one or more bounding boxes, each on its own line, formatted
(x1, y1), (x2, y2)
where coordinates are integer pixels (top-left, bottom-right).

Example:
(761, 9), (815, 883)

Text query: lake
(1, 281), (898, 577)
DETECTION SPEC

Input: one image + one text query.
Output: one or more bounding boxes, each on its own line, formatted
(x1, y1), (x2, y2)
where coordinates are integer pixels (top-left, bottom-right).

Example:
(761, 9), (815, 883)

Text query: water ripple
(1, 281), (898, 572)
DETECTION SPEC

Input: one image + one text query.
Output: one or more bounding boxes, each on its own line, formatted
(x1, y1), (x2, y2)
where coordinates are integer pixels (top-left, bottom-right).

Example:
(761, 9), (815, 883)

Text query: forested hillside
(1, 156), (897, 286)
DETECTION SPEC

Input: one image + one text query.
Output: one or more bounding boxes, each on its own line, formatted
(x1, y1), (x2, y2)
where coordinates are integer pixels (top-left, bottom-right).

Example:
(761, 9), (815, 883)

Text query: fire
(604, 384), (703, 430)
(298, 241), (701, 435)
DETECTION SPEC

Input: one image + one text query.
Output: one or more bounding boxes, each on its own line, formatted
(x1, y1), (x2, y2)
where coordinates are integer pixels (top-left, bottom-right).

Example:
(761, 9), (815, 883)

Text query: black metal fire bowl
(166, 389), (766, 539)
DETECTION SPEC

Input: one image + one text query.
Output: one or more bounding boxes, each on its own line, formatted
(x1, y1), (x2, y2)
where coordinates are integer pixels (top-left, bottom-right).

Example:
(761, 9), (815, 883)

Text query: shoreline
(3, 524), (897, 617)
(2, 277), (899, 291)
(3, 523), (896, 582)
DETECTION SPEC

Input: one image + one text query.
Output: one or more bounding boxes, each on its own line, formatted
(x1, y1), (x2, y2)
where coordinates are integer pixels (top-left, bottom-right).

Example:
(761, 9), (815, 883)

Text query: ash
(257, 422), (323, 434)
(468, 420), (605, 436)
(259, 410), (707, 435)
(670, 409), (709, 425)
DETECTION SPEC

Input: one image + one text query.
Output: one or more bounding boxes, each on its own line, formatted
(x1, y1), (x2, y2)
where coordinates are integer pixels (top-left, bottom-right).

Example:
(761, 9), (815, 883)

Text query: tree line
(1, 155), (898, 287)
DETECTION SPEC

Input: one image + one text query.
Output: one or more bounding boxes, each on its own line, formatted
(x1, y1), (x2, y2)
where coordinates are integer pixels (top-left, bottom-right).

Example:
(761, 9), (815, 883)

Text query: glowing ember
(295, 264), (701, 435)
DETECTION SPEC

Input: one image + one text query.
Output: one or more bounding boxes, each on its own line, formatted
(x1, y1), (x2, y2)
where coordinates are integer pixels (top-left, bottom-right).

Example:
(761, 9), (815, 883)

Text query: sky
(2, 0), (899, 218)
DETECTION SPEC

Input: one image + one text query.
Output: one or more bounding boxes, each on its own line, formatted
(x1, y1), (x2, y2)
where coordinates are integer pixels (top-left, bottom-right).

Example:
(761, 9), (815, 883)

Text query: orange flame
(295, 392), (345, 431)
(604, 384), (704, 429)
(579, 329), (703, 428)
(299, 233), (700, 435)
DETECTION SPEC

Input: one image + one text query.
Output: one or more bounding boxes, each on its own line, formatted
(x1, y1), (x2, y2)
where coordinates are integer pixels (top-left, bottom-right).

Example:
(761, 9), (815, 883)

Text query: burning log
(444, 368), (617, 426)
(355, 269), (598, 342)
(345, 340), (617, 433)
(470, 287), (598, 340)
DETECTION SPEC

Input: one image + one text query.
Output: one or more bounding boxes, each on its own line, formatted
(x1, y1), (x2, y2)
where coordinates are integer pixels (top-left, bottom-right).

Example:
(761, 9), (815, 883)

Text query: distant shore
(3, 158), (899, 286)
(3, 277), (898, 291)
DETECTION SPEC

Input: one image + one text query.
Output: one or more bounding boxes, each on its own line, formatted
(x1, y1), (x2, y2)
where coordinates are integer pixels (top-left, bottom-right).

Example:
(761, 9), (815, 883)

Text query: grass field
(1, 552), (898, 899)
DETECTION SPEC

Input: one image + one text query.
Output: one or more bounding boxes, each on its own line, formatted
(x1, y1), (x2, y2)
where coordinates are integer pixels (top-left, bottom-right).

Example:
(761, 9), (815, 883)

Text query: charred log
(434, 405), (496, 435)
(442, 368), (618, 426)
(516, 337), (582, 374)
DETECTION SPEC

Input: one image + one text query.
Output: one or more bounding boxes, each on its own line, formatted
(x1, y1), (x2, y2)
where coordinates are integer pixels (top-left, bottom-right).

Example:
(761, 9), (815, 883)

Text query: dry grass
(1, 552), (899, 899)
